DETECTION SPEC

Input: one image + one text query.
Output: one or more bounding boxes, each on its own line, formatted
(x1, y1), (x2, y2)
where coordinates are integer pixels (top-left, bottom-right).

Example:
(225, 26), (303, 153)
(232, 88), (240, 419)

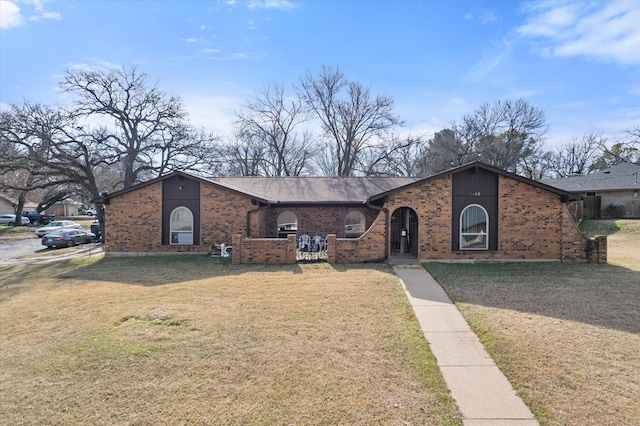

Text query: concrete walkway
(392, 263), (539, 426)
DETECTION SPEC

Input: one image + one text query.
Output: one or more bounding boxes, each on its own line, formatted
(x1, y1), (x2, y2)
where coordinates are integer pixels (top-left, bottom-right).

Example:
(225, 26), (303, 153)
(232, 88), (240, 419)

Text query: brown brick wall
(495, 176), (563, 259)
(105, 172), (604, 263)
(105, 181), (164, 253)
(385, 176), (453, 258)
(381, 174), (603, 262)
(335, 209), (387, 263)
(232, 234), (296, 264)
(257, 206), (378, 239)
(200, 184), (254, 246)
(105, 181), (254, 254)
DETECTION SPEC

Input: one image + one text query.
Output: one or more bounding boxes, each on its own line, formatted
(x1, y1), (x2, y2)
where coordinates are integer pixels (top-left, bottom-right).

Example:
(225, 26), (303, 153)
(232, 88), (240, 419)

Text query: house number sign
(469, 191), (481, 196)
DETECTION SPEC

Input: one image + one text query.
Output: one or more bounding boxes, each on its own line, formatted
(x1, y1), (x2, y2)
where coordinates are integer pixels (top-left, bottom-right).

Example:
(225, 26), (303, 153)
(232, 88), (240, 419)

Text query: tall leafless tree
(423, 99), (548, 175)
(61, 65), (216, 187)
(547, 132), (605, 177)
(298, 65), (402, 176)
(234, 84), (314, 176)
(464, 99), (547, 173)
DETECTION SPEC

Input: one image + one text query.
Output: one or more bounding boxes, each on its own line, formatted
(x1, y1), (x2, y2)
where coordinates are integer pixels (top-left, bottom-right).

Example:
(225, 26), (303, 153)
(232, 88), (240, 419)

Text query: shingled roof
(541, 162), (640, 192)
(208, 176), (420, 204)
(102, 161), (576, 204)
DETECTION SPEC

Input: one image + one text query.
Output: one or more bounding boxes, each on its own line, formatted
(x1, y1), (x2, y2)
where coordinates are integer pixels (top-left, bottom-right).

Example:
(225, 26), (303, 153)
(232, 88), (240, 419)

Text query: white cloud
(518, 0), (640, 65)
(0, 0), (60, 29)
(505, 89), (537, 99)
(0, 0), (23, 29)
(182, 93), (245, 136)
(479, 12), (498, 24)
(247, 0), (296, 10)
(465, 38), (513, 81)
(463, 11), (499, 24)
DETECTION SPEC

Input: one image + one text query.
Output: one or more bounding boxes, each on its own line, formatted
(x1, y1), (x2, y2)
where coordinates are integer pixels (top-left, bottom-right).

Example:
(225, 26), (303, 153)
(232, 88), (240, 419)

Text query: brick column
(326, 234), (336, 263)
(287, 234), (297, 263)
(595, 235), (607, 264)
(232, 234), (242, 264)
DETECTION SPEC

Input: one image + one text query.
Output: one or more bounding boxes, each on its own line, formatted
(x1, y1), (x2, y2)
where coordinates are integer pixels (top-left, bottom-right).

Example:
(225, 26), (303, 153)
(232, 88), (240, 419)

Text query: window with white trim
(170, 206), (194, 245)
(460, 204), (488, 250)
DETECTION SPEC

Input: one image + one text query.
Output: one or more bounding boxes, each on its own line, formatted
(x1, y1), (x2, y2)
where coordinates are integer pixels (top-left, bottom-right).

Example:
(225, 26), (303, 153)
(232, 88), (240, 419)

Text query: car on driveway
(0, 214), (31, 226)
(22, 211), (56, 225)
(42, 229), (96, 248)
(84, 207), (97, 216)
(34, 220), (82, 237)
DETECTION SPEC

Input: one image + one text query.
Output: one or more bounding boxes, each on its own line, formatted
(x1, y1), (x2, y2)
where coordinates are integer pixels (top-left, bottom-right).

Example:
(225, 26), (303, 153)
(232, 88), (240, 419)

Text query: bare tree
(591, 126), (640, 168)
(464, 99), (547, 173)
(0, 104), (79, 223)
(360, 134), (427, 177)
(221, 133), (267, 177)
(0, 103), (118, 231)
(422, 128), (478, 175)
(422, 100), (547, 176)
(61, 65), (215, 187)
(234, 84), (314, 176)
(547, 132), (605, 177)
(298, 65), (402, 176)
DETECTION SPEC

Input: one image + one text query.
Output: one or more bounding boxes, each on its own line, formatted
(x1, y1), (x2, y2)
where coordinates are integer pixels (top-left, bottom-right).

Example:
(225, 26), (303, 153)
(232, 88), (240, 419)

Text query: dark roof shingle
(541, 162), (640, 192)
(208, 176), (420, 203)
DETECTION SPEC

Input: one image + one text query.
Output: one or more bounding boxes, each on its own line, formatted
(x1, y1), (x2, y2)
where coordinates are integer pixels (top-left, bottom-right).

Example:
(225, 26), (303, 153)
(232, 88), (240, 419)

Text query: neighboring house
(102, 161), (606, 264)
(0, 194), (38, 215)
(48, 200), (82, 217)
(542, 162), (640, 219)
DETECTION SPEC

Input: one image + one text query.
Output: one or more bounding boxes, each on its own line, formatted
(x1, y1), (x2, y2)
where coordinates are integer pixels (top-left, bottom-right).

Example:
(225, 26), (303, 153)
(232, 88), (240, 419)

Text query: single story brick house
(101, 161), (606, 263)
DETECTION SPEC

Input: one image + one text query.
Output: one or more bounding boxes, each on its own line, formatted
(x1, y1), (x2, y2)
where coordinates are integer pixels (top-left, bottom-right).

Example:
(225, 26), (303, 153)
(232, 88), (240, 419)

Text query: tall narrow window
(170, 207), (193, 245)
(460, 204), (488, 250)
(344, 211), (366, 238)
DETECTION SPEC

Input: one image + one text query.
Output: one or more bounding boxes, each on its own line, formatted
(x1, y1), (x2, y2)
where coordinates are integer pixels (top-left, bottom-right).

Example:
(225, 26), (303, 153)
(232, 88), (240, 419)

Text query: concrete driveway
(0, 238), (104, 266)
(0, 238), (43, 261)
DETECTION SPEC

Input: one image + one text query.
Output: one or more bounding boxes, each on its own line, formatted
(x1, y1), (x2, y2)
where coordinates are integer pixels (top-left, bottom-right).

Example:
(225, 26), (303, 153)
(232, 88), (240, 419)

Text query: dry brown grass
(425, 220), (640, 426)
(0, 257), (461, 425)
(579, 219), (640, 270)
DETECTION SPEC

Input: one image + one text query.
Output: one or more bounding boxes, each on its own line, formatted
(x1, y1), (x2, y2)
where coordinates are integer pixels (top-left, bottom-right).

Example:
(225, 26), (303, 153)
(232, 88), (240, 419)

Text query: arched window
(170, 207), (194, 245)
(344, 210), (366, 238)
(277, 210), (298, 238)
(460, 204), (488, 250)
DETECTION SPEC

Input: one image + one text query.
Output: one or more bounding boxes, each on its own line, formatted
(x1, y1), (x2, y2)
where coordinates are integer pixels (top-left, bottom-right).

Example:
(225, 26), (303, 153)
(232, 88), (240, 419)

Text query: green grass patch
(424, 258), (640, 425)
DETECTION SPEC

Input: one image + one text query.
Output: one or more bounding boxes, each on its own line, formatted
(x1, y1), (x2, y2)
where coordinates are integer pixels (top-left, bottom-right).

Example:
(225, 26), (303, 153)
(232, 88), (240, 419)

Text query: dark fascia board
(98, 171), (270, 205)
(369, 161), (579, 202)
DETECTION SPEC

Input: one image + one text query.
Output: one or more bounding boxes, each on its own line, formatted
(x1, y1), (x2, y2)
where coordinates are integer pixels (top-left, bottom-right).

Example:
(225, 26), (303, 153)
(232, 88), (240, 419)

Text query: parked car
(90, 219), (103, 241)
(85, 207), (97, 216)
(41, 229), (96, 248)
(22, 211), (56, 225)
(0, 214), (31, 226)
(34, 220), (82, 237)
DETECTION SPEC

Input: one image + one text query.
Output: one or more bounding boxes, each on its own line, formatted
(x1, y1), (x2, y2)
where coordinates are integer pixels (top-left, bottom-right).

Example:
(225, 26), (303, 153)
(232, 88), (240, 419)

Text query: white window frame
(460, 204), (489, 250)
(170, 206), (194, 245)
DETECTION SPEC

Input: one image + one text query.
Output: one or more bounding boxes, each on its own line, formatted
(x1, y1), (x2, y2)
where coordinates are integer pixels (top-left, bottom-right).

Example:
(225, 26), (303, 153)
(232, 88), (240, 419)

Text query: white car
(34, 220), (82, 237)
(0, 214), (30, 226)
(85, 208), (97, 216)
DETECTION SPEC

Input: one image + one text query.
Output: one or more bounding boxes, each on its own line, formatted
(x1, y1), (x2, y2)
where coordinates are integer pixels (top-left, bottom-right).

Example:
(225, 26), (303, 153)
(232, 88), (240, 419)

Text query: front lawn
(0, 258), (461, 425)
(425, 219), (640, 425)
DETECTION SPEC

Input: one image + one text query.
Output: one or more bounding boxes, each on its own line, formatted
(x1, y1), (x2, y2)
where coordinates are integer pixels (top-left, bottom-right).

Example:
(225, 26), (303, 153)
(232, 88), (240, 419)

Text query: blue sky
(1, 0), (639, 148)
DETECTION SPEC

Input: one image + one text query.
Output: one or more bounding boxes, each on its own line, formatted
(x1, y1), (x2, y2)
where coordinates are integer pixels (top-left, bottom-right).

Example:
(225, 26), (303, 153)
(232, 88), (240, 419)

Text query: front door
(390, 207), (418, 258)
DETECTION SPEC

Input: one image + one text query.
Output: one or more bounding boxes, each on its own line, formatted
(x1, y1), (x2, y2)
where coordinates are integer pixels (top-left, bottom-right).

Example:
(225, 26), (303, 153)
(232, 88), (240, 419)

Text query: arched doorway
(390, 207), (418, 258)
